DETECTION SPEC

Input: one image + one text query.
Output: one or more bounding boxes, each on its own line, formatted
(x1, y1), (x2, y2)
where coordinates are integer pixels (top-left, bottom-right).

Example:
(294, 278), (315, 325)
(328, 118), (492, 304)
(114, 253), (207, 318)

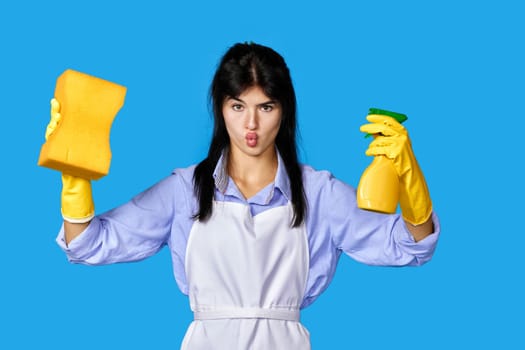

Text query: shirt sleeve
(323, 174), (440, 267)
(56, 174), (179, 265)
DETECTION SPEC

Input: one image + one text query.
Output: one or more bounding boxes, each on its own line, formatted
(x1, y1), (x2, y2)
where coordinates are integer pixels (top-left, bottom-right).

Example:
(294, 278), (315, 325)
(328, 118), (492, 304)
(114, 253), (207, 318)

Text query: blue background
(1, 0), (523, 348)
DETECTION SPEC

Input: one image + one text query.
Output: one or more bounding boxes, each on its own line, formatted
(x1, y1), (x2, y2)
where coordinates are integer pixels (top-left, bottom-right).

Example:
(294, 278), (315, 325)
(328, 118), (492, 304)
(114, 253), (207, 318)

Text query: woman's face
(222, 85), (282, 160)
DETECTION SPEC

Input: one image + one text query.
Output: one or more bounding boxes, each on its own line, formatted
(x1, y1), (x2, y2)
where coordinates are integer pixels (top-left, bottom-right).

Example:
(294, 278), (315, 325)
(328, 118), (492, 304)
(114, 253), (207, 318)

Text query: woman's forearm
(64, 220), (90, 246)
(404, 216), (434, 242)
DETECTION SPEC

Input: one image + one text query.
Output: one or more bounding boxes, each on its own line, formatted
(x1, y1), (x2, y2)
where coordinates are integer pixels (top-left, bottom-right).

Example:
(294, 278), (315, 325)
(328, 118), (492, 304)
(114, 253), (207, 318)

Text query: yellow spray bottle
(357, 108), (407, 214)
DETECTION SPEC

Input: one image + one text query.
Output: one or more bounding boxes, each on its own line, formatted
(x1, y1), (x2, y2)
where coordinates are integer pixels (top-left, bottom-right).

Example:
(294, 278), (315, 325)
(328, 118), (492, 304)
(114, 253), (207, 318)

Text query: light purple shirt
(57, 152), (440, 309)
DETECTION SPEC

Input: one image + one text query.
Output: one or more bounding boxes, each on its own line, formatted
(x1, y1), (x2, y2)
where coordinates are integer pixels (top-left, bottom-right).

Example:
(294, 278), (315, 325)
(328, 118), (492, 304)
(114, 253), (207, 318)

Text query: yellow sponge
(38, 69), (127, 180)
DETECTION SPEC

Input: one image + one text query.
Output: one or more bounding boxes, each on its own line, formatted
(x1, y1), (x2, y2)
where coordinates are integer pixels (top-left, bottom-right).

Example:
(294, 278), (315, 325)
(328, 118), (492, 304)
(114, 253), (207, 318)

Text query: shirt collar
(212, 148), (292, 202)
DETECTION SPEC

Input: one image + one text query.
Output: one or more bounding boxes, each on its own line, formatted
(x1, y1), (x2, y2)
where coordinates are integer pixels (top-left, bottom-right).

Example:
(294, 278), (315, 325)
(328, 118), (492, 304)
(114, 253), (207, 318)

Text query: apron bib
(182, 201), (311, 350)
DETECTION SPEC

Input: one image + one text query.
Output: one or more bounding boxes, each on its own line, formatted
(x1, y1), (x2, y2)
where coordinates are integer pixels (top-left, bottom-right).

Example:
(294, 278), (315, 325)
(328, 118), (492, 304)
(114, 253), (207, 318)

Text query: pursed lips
(245, 132), (258, 147)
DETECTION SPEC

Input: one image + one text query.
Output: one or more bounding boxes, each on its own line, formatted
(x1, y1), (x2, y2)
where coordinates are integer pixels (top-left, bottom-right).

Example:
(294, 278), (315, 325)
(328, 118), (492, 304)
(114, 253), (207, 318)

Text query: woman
(52, 42), (439, 349)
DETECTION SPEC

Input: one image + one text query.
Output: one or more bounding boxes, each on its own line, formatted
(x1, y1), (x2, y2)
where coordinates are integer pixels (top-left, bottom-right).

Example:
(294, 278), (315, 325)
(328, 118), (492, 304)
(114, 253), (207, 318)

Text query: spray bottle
(357, 108), (407, 214)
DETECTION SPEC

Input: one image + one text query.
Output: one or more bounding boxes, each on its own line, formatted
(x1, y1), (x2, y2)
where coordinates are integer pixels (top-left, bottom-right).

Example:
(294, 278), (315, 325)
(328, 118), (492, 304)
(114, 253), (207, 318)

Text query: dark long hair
(193, 42), (306, 227)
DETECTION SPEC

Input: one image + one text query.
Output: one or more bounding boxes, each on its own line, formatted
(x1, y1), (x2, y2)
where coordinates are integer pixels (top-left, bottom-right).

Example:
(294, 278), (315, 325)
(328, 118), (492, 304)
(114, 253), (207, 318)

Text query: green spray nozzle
(365, 107), (408, 138)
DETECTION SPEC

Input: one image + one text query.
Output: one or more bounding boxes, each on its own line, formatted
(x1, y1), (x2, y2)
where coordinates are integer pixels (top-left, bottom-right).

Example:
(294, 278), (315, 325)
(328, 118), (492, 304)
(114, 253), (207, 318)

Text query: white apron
(181, 201), (311, 350)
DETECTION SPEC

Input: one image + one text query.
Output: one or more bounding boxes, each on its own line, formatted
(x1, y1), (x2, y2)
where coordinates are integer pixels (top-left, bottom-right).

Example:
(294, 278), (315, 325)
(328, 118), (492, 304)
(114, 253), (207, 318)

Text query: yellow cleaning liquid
(357, 155), (399, 213)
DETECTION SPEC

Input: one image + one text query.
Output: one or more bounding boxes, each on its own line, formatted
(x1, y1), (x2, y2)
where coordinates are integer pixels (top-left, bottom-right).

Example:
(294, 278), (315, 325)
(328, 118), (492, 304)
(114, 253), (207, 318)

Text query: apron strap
(194, 307), (300, 322)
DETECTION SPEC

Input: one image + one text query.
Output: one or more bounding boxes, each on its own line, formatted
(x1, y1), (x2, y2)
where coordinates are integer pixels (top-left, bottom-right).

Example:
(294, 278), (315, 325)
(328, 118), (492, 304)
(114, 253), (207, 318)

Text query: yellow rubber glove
(46, 98), (95, 223)
(360, 114), (432, 225)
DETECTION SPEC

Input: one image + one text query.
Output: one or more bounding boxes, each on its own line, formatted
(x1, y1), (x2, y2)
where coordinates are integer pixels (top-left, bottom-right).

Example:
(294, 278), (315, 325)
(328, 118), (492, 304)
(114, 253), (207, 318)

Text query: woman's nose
(246, 109), (258, 130)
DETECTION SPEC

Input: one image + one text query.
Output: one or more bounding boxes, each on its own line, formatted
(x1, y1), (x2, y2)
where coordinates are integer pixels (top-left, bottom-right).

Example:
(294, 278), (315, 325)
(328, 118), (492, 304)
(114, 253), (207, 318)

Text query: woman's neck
(227, 147), (278, 199)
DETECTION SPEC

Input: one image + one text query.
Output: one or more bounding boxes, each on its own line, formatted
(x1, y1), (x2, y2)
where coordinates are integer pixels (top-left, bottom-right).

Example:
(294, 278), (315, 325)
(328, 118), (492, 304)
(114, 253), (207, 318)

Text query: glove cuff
(62, 212), (95, 223)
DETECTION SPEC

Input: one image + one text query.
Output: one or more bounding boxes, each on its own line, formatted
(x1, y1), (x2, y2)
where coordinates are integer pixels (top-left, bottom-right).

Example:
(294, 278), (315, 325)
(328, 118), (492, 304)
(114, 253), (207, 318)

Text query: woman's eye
(232, 104), (243, 111)
(260, 104), (273, 112)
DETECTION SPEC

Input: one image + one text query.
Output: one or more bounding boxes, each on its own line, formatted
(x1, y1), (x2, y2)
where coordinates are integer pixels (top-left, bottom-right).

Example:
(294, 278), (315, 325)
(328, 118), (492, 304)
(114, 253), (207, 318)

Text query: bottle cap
(368, 107), (407, 123)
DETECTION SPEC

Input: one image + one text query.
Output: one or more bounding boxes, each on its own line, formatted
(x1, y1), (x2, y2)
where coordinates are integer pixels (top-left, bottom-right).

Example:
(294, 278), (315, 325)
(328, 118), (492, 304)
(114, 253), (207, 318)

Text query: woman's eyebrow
(227, 97), (276, 106)
(258, 100), (276, 105)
